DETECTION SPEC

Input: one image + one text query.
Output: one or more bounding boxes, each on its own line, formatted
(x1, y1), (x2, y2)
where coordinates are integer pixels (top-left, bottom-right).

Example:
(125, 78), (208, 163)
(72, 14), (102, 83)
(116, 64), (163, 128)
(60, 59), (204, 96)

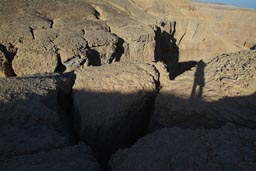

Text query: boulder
(0, 143), (102, 171)
(109, 125), (256, 171)
(111, 25), (156, 63)
(12, 34), (59, 76)
(149, 50), (256, 131)
(0, 73), (75, 158)
(73, 62), (159, 161)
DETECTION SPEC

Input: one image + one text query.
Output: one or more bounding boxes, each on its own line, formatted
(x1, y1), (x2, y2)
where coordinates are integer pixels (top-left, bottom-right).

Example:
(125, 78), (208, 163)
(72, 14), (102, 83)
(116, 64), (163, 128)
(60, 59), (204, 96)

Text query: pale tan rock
(131, 0), (256, 61)
(73, 62), (159, 161)
(12, 39), (59, 76)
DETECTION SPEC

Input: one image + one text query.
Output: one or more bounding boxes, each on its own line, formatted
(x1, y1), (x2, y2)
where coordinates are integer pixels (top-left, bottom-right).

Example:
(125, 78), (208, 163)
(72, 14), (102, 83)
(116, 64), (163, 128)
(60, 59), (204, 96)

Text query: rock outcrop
(150, 50), (256, 131)
(0, 73), (75, 159)
(109, 125), (256, 171)
(1, 0), (255, 75)
(1, 0), (120, 75)
(1, 143), (102, 171)
(73, 62), (159, 161)
(13, 37), (59, 75)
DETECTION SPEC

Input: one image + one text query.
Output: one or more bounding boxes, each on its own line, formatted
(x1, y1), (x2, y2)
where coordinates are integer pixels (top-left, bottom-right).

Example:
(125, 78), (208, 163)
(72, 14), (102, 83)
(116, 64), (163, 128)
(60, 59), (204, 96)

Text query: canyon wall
(0, 0), (255, 76)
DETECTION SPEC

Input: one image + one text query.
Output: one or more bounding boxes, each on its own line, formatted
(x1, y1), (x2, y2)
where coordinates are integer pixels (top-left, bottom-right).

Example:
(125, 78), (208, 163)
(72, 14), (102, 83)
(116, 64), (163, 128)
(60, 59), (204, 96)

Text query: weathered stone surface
(13, 37), (59, 76)
(53, 19), (119, 69)
(149, 50), (256, 131)
(1, 0), (256, 75)
(35, 0), (99, 20)
(0, 73), (75, 158)
(73, 62), (159, 160)
(0, 143), (102, 171)
(0, 0), (120, 75)
(110, 25), (156, 63)
(109, 125), (256, 171)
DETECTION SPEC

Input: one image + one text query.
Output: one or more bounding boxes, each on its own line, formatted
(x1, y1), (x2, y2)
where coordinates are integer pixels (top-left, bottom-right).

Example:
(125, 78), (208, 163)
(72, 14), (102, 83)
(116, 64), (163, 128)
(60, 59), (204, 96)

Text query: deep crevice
(250, 44), (256, 50)
(54, 46), (66, 73)
(112, 36), (125, 62)
(57, 72), (78, 144)
(29, 26), (35, 40)
(0, 43), (17, 77)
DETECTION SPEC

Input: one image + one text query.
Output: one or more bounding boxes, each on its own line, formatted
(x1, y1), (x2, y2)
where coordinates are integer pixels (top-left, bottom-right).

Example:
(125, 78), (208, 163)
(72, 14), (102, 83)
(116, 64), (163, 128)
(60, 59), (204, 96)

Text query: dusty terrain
(0, 0), (256, 170)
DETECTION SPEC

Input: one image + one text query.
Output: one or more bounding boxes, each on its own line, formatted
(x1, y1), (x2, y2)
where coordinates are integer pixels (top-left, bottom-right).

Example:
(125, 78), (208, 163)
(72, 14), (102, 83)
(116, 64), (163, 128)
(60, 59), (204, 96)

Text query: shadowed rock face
(73, 62), (160, 162)
(0, 44), (16, 77)
(109, 125), (256, 171)
(0, 73), (75, 158)
(0, 143), (102, 171)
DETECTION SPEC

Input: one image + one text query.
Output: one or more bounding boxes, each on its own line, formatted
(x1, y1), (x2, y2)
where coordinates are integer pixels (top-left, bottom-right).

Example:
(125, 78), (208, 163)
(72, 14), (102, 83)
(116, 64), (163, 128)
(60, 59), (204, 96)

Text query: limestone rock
(0, 73), (75, 158)
(1, 0), (120, 75)
(109, 125), (256, 171)
(12, 36), (59, 76)
(83, 27), (119, 65)
(54, 19), (119, 69)
(149, 50), (256, 131)
(73, 62), (159, 161)
(2, 0), (256, 74)
(111, 25), (156, 63)
(0, 143), (102, 171)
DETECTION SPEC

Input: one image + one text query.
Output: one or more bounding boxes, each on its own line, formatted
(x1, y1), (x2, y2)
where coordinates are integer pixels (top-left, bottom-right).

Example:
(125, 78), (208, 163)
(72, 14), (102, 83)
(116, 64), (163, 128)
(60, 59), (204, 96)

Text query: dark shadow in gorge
(73, 90), (256, 170)
(72, 89), (158, 169)
(154, 21), (197, 80)
(112, 36), (125, 63)
(149, 92), (256, 132)
(0, 72), (77, 160)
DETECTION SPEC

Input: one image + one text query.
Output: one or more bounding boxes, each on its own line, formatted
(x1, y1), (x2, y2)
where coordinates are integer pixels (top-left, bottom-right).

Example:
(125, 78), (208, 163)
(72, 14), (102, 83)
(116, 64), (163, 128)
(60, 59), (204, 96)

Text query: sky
(195, 0), (256, 9)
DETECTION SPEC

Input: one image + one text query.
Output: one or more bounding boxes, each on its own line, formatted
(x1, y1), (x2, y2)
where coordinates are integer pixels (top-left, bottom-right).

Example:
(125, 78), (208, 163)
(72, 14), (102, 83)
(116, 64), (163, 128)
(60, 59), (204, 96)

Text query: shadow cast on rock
(72, 89), (157, 167)
(149, 92), (256, 132)
(154, 21), (197, 80)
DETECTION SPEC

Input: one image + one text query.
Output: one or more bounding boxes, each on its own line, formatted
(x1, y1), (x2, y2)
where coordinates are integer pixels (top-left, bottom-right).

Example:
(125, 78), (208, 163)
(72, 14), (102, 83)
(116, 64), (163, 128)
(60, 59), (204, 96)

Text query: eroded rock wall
(1, 0), (255, 76)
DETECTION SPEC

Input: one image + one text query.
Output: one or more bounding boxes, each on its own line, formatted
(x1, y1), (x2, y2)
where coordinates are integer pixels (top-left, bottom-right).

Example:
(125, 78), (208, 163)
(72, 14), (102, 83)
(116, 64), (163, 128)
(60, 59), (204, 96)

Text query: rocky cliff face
(1, 0), (255, 76)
